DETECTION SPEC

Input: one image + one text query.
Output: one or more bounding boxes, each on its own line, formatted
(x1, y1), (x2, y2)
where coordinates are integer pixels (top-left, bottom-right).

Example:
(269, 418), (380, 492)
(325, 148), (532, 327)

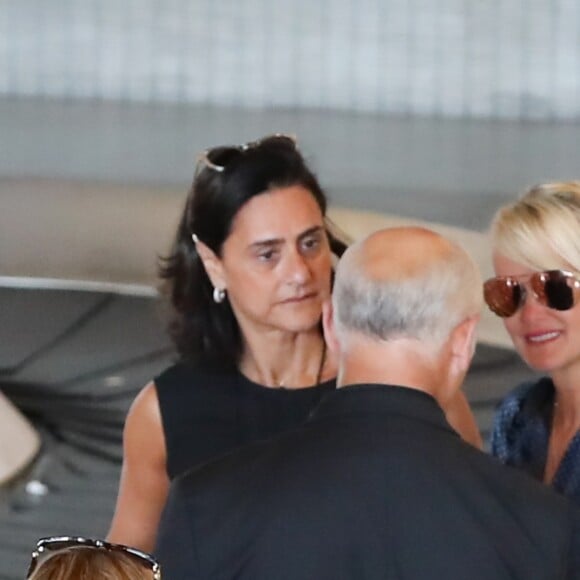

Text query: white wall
(1, 0), (579, 119)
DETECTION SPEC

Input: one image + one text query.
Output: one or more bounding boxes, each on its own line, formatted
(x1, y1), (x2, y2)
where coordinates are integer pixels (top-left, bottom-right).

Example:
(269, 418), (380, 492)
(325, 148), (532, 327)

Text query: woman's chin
(276, 313), (322, 334)
(520, 352), (561, 374)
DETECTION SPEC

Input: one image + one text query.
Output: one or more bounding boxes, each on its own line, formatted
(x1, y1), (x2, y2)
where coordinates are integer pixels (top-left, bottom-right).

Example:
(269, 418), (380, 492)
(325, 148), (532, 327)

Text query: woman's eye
(257, 249), (277, 261)
(302, 236), (321, 252)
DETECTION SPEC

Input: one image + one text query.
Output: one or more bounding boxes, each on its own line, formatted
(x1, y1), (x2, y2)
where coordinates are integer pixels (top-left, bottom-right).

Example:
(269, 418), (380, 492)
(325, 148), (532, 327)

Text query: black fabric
(156, 384), (580, 580)
(154, 361), (336, 479)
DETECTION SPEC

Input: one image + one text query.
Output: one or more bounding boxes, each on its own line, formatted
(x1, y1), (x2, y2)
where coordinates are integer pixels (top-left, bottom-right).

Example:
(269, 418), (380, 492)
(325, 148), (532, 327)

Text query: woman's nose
(285, 251), (311, 284)
(518, 286), (546, 321)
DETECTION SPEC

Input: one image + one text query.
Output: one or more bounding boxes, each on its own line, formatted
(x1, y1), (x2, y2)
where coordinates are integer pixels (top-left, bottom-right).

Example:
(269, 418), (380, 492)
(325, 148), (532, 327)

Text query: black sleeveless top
(155, 362), (336, 480)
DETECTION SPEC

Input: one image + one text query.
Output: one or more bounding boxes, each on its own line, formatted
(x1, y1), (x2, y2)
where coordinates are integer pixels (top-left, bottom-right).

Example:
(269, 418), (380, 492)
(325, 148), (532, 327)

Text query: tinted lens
(205, 146), (243, 169)
(534, 270), (575, 311)
(253, 134), (296, 150)
(483, 278), (523, 317)
(484, 270), (579, 318)
(38, 539), (74, 552)
(27, 540), (76, 577)
(200, 135), (296, 173)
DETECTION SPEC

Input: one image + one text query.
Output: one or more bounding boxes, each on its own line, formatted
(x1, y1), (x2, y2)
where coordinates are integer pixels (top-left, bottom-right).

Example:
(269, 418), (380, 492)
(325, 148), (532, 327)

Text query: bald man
(156, 227), (580, 580)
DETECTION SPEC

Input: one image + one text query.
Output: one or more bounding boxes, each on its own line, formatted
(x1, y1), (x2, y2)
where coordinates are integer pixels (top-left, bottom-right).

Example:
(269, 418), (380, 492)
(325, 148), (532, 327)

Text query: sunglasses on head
(27, 536), (161, 579)
(196, 133), (297, 174)
(484, 269), (580, 318)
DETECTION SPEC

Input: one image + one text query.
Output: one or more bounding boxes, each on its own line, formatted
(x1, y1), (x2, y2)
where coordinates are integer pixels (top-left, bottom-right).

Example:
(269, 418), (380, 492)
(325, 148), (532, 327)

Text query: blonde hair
(28, 546), (152, 580)
(491, 181), (580, 274)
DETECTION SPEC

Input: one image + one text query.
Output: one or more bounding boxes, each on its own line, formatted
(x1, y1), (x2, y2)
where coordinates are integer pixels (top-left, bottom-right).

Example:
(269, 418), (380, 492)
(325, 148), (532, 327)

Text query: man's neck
(337, 341), (445, 404)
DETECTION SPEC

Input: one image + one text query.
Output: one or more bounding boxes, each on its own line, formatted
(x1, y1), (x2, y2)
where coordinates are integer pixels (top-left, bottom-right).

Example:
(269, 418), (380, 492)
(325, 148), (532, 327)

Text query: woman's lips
(524, 330), (562, 344)
(282, 292), (317, 304)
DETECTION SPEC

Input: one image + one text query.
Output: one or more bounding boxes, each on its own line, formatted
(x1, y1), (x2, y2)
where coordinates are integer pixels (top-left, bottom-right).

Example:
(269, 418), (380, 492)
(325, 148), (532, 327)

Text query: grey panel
(1, 100), (579, 224)
(464, 344), (537, 405)
(11, 295), (171, 386)
(0, 288), (105, 374)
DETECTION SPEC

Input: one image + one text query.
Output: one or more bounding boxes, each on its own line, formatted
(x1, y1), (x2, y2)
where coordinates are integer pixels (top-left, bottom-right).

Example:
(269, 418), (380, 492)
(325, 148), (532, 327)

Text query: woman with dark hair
(107, 135), (481, 551)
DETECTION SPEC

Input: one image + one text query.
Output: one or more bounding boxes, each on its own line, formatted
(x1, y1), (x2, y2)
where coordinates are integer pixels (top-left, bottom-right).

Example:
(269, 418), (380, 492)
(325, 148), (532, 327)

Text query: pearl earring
(213, 287), (226, 303)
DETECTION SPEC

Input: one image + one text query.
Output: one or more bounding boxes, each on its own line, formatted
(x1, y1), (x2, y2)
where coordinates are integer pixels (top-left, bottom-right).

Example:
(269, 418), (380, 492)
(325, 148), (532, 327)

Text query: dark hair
(160, 138), (347, 368)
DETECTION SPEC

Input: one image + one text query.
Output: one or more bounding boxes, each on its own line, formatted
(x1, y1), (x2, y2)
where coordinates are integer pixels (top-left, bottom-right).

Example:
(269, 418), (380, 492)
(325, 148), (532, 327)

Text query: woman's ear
(194, 238), (226, 290)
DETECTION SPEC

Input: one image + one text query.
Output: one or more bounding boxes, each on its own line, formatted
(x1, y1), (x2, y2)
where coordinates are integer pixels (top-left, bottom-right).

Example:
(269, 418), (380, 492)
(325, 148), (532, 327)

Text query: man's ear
(322, 300), (341, 355)
(195, 238), (226, 290)
(449, 315), (479, 378)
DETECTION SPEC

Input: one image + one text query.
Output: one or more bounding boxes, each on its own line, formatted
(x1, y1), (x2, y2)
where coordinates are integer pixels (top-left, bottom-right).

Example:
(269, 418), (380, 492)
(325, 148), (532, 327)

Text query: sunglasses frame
(196, 133), (297, 174)
(484, 269), (580, 318)
(27, 536), (161, 580)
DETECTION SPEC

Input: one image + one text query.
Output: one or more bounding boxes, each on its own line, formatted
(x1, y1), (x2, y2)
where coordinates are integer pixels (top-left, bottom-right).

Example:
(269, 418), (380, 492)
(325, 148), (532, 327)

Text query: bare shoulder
(130, 381), (162, 418)
(123, 381), (166, 463)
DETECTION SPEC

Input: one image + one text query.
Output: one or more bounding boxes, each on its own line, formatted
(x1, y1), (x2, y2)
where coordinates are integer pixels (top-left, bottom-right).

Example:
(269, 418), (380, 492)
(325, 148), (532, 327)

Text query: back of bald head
(333, 227), (482, 348)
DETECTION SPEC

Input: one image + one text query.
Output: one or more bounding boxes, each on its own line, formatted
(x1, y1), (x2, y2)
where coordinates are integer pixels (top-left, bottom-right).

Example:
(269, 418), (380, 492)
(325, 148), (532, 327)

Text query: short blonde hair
(28, 546), (153, 580)
(491, 181), (580, 274)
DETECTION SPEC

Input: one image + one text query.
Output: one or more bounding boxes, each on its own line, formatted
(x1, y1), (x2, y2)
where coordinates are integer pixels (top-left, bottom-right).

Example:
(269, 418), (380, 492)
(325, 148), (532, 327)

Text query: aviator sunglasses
(484, 269), (580, 318)
(196, 133), (297, 174)
(27, 536), (161, 579)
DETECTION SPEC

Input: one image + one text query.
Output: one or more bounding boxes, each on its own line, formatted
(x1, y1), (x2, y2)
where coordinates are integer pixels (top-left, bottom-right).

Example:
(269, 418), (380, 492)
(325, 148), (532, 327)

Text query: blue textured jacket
(491, 377), (580, 503)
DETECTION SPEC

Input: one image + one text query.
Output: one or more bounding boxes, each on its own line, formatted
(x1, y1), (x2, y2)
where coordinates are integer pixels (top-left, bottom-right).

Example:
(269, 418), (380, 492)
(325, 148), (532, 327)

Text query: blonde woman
(485, 182), (580, 501)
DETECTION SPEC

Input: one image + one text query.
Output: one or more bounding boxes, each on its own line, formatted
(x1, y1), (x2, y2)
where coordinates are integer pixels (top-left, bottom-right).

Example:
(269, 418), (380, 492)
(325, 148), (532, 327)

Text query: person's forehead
(228, 186), (323, 239)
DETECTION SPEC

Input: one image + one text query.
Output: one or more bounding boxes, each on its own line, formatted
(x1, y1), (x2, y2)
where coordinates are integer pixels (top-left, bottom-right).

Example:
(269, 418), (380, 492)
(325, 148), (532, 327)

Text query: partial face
(216, 185), (332, 335)
(492, 252), (580, 375)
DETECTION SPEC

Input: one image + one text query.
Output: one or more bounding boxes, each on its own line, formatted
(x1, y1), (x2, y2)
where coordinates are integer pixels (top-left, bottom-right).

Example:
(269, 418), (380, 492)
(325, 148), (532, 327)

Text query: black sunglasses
(27, 536), (161, 579)
(484, 269), (580, 318)
(196, 133), (297, 174)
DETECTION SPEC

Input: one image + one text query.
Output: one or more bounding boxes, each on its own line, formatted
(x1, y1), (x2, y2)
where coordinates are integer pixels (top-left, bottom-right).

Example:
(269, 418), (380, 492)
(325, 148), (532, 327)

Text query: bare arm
(444, 390), (483, 449)
(107, 382), (170, 553)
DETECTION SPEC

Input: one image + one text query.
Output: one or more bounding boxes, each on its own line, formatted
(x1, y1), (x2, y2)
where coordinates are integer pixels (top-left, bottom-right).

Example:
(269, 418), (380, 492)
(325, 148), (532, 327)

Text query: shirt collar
(310, 383), (457, 436)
